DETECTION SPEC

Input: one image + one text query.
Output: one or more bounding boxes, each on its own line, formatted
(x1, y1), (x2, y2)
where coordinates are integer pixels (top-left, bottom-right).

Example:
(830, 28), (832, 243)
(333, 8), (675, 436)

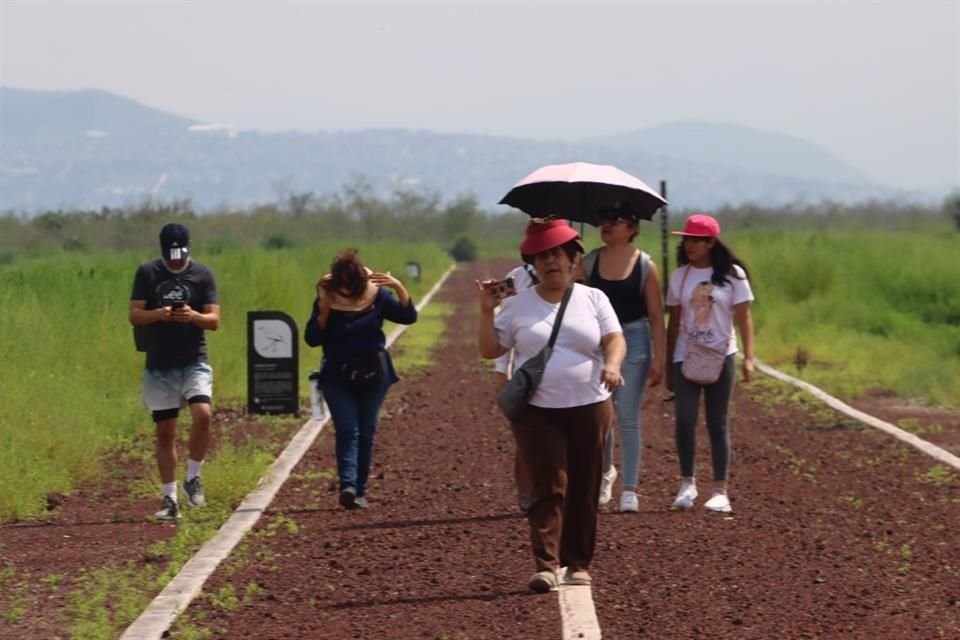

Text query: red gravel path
(1, 259), (958, 640)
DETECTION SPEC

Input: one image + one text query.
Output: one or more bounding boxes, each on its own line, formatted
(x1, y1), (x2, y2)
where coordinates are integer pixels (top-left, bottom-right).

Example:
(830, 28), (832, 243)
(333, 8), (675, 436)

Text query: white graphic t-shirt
(666, 264), (754, 362)
(494, 283), (622, 409)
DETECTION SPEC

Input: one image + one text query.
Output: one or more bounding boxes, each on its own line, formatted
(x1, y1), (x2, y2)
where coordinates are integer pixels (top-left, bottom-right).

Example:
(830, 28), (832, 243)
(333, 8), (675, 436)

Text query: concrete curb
(121, 264), (456, 639)
(755, 358), (960, 472)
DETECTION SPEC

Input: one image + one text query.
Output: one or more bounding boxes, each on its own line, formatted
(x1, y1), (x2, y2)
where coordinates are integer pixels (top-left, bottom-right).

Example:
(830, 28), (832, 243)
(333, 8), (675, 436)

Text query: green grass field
(2, 221), (958, 521)
(0, 241), (451, 521)
(612, 223), (960, 408)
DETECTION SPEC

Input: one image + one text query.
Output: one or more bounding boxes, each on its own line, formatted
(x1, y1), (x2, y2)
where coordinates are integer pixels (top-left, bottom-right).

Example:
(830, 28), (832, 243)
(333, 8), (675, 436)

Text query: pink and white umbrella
(499, 161), (667, 225)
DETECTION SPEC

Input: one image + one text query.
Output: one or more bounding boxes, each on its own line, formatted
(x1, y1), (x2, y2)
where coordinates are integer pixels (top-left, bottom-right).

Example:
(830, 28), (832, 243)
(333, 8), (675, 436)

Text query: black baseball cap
(159, 223), (190, 261)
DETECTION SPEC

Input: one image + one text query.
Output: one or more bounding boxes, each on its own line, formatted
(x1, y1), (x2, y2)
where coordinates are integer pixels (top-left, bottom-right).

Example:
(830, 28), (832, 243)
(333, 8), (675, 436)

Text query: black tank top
(588, 252), (648, 323)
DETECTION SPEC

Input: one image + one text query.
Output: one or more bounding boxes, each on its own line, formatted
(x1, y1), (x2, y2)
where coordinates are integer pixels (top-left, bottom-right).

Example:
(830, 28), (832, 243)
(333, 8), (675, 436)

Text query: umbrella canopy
(499, 162), (667, 226)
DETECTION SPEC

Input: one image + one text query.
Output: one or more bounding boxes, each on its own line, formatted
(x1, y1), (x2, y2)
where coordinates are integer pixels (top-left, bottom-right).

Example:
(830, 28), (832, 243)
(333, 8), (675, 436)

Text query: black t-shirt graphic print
(131, 259), (219, 370)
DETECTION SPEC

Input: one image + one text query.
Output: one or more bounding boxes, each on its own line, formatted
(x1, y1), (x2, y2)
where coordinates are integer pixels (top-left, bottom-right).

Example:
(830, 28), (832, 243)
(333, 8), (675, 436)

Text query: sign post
(247, 311), (299, 415)
(659, 180), (669, 301)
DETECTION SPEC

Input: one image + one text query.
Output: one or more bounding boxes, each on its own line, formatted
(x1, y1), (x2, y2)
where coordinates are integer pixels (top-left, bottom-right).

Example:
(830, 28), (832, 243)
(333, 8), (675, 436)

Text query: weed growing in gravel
(748, 377), (838, 427)
(897, 418), (945, 435)
(917, 464), (957, 487)
(65, 562), (155, 639)
(838, 495), (864, 508)
(209, 584), (239, 612)
(2, 581), (30, 624)
(261, 513), (300, 537)
(898, 543), (914, 575)
(40, 573), (64, 593)
(775, 445), (819, 483)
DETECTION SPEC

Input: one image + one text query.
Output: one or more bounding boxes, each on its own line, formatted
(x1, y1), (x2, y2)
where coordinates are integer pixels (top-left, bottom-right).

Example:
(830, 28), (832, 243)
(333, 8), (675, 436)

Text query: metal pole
(659, 180), (669, 301)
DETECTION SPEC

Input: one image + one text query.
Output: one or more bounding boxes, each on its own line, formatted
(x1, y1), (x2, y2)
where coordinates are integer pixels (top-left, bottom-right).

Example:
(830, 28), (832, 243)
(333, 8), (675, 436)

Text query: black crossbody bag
(496, 286), (573, 422)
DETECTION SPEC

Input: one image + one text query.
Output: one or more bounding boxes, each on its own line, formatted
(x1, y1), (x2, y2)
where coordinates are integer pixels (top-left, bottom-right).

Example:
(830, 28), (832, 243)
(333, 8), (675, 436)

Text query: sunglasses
(599, 216), (633, 226)
(682, 236), (711, 243)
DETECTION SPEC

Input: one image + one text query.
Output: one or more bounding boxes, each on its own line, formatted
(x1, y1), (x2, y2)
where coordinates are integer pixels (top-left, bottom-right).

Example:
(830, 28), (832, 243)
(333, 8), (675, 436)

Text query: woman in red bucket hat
(665, 213), (755, 514)
(477, 218), (627, 593)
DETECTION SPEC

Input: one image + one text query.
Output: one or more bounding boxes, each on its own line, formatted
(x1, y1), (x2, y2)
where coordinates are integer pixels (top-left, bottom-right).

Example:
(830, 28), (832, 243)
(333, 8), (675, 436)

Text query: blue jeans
(603, 318), (652, 488)
(321, 381), (389, 497)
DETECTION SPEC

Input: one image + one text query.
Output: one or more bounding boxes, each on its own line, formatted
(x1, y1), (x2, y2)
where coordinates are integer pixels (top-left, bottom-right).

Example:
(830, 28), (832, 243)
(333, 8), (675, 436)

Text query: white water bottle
(308, 370), (325, 421)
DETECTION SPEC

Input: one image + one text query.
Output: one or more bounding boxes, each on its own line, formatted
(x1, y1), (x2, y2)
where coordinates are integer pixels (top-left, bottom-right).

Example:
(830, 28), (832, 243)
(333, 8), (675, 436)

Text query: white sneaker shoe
(671, 481), (698, 510)
(619, 491), (639, 513)
(704, 491), (732, 513)
(599, 466), (617, 505)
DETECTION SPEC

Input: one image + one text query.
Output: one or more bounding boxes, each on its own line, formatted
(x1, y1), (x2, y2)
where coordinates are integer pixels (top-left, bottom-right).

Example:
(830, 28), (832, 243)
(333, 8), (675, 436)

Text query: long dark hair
(675, 238), (751, 287)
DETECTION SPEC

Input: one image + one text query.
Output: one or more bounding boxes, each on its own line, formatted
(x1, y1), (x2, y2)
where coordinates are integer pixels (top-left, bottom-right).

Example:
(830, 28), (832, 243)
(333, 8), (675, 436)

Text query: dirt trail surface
(2, 259), (959, 639)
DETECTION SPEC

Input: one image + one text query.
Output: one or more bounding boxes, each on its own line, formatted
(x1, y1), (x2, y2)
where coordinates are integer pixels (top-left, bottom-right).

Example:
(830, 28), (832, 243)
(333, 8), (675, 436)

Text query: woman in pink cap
(665, 213), (755, 514)
(477, 218), (626, 593)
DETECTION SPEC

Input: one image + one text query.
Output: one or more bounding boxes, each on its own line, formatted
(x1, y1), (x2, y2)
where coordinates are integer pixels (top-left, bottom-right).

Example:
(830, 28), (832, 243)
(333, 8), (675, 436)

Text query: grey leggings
(673, 355), (737, 481)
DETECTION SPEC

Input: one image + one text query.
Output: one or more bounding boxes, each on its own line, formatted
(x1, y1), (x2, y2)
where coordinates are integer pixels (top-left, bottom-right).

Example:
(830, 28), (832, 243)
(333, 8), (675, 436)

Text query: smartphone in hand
(489, 277), (517, 301)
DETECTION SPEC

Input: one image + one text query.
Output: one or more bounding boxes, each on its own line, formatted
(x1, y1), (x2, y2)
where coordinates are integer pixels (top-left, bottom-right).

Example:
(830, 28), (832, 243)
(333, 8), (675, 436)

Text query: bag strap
(638, 250), (650, 290)
(546, 285), (574, 349)
(524, 263), (540, 286)
(582, 249), (599, 283)
(678, 265), (734, 345)
(678, 265), (692, 334)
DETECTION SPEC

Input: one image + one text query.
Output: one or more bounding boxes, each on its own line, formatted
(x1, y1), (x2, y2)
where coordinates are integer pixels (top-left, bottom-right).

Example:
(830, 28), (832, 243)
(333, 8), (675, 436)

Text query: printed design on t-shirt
(688, 281), (716, 343)
(156, 278), (193, 308)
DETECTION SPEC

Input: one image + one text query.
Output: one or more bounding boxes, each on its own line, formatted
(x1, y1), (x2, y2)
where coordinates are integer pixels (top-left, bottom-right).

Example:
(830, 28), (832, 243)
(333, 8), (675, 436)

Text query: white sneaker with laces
(619, 490), (639, 513)
(704, 491), (732, 513)
(672, 481), (698, 510)
(599, 465), (617, 505)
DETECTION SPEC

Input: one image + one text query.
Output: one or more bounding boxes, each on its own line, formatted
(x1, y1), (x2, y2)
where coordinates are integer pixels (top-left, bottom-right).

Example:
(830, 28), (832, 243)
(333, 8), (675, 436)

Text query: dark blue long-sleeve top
(304, 288), (418, 386)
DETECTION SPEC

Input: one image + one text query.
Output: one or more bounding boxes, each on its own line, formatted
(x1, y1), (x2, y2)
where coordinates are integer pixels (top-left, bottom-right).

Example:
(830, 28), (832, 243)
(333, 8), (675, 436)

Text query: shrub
(262, 233), (294, 250)
(449, 236), (477, 262)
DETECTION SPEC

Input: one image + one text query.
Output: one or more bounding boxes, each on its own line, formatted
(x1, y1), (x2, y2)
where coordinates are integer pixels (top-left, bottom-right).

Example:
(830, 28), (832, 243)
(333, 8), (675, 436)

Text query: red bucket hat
(519, 219), (584, 256)
(671, 213), (720, 238)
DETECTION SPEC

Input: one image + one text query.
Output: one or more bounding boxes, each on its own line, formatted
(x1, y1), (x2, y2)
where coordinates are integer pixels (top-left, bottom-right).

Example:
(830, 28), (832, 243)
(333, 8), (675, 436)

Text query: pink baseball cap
(672, 213), (720, 238)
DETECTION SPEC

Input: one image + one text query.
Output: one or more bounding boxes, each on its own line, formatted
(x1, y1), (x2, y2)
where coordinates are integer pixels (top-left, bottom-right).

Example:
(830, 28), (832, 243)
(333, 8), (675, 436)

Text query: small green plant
(917, 464), (957, 487)
(209, 584), (239, 612)
(838, 495), (863, 508)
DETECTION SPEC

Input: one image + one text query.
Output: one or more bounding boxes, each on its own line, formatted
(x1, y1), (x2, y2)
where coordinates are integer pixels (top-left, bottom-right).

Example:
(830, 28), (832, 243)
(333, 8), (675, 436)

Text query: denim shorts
(142, 362), (214, 412)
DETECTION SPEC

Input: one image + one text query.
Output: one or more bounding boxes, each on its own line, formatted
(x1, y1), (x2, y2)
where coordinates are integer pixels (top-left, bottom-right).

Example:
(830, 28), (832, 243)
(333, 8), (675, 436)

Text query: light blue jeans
(603, 318), (652, 489)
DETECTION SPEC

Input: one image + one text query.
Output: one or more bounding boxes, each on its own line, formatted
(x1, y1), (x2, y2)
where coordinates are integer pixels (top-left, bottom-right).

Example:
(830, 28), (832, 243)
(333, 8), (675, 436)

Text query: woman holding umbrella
(665, 214), (754, 513)
(583, 202), (666, 513)
(477, 219), (626, 592)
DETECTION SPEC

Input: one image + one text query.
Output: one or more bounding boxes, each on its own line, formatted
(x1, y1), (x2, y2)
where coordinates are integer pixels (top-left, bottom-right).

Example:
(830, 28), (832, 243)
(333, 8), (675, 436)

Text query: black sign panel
(247, 311), (299, 415)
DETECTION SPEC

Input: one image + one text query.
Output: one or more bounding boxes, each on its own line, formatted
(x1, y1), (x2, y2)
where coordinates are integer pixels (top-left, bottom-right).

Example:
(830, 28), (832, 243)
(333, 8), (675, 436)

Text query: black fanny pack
(338, 350), (386, 390)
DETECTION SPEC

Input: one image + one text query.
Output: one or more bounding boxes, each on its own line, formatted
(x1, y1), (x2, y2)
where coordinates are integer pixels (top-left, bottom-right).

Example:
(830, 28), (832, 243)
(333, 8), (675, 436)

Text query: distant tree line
(0, 180), (955, 262)
(0, 179), (530, 258)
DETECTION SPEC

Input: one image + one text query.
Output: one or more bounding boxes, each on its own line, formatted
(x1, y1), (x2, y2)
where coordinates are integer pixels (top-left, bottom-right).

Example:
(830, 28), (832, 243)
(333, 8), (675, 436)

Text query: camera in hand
(489, 276), (517, 300)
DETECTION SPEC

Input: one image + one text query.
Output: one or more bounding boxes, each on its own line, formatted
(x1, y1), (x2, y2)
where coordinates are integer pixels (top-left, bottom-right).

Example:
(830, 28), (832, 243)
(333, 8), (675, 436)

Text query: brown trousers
(513, 399), (612, 573)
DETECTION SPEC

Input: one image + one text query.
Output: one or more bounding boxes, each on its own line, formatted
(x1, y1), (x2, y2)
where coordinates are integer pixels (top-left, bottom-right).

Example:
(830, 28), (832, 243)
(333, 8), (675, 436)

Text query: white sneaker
(704, 491), (732, 513)
(599, 466), (617, 505)
(619, 491), (639, 513)
(671, 481), (698, 510)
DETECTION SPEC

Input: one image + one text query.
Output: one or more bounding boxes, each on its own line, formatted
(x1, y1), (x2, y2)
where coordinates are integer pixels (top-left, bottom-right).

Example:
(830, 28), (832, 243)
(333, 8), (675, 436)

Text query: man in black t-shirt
(129, 223), (220, 521)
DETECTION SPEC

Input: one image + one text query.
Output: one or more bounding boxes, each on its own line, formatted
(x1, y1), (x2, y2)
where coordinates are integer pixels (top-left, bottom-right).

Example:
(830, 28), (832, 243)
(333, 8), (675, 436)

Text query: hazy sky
(2, 0), (958, 190)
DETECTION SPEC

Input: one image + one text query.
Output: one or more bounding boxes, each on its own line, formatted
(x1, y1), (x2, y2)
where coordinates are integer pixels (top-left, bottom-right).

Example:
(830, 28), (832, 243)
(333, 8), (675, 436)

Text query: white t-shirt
(494, 283), (622, 408)
(666, 264), (754, 362)
(493, 264), (539, 375)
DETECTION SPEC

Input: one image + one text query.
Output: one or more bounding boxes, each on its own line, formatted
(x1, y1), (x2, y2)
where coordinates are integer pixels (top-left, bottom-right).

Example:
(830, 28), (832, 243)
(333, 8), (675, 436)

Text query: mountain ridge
(0, 87), (938, 213)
